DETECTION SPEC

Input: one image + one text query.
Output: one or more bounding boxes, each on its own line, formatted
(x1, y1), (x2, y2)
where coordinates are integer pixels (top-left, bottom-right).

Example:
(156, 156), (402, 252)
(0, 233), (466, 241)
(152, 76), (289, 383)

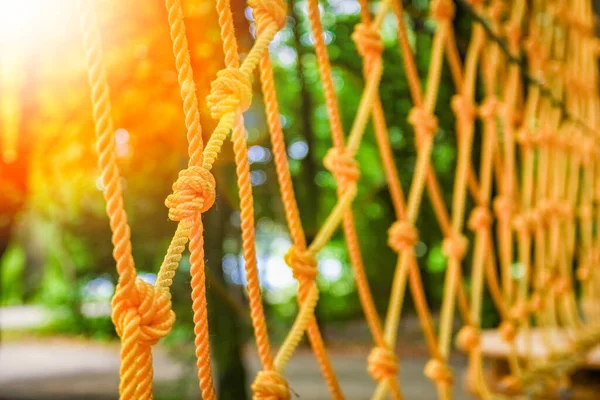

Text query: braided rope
(76, 0), (600, 398)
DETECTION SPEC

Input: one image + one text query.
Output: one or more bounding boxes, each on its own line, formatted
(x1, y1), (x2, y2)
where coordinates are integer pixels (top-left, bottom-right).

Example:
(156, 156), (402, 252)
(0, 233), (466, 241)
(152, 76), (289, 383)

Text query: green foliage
(4, 0), (503, 344)
(0, 242), (25, 305)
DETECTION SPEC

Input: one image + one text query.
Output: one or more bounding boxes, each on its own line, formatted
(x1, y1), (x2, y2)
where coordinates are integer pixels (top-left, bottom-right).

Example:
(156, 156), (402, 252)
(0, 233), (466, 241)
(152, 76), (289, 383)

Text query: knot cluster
(165, 167), (216, 221)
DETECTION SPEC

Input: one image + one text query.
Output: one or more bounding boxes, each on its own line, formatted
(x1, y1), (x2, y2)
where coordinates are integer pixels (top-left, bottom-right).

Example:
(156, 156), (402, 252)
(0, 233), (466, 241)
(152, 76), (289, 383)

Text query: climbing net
(76, 0), (600, 398)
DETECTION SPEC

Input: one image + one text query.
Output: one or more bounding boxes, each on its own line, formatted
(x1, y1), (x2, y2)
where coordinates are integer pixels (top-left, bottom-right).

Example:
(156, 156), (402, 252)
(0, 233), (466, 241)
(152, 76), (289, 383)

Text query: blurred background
(0, 0), (496, 399)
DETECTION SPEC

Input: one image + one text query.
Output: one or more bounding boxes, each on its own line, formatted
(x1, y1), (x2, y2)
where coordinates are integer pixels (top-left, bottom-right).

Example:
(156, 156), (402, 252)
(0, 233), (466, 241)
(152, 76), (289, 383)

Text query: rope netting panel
(76, 0), (600, 398)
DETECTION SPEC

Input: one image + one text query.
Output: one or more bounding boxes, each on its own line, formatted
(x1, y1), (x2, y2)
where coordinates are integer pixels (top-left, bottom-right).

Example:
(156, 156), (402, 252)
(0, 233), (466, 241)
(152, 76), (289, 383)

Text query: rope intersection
(76, 0), (600, 398)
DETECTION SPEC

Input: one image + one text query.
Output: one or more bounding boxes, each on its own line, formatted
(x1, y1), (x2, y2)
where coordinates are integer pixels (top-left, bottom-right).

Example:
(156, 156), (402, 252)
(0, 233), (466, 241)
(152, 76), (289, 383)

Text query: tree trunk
(204, 188), (248, 400)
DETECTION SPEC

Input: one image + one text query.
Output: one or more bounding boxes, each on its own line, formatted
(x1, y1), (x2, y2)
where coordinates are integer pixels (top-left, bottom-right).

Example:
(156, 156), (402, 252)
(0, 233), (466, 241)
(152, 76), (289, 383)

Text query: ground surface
(0, 339), (470, 400)
(0, 306), (474, 399)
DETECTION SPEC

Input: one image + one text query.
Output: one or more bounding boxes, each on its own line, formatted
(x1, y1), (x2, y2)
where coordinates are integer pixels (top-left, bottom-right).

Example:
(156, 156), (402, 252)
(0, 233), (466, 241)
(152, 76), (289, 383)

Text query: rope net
(77, 0), (600, 398)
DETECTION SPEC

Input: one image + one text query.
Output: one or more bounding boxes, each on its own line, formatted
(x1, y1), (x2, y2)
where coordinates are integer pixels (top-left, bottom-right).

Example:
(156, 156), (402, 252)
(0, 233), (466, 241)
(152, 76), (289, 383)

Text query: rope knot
(388, 221), (418, 252)
(558, 202), (573, 220)
(367, 346), (398, 381)
(538, 128), (553, 147)
(553, 135), (571, 151)
(424, 359), (453, 384)
(501, 375), (522, 393)
(284, 245), (318, 282)
(323, 148), (360, 184)
(478, 96), (499, 119)
(505, 21), (521, 49)
(528, 209), (543, 229)
(529, 293), (544, 312)
(581, 139), (596, 164)
(488, 0), (504, 20)
(553, 276), (570, 295)
(512, 214), (528, 233)
(468, 206), (492, 231)
(524, 37), (543, 71)
(408, 107), (438, 137)
(430, 0), (455, 21)
(510, 302), (528, 321)
(539, 199), (554, 218)
(112, 278), (175, 346)
(592, 250), (600, 265)
(493, 196), (512, 218)
(206, 67), (253, 119)
(499, 321), (517, 342)
(539, 270), (553, 288)
(579, 205), (593, 221)
(516, 128), (541, 148)
(451, 95), (476, 122)
(576, 266), (590, 281)
(456, 326), (480, 352)
(251, 370), (290, 400)
(513, 209), (542, 233)
(165, 167), (216, 221)
(249, 0), (288, 30)
(352, 23), (383, 59)
(442, 233), (468, 260)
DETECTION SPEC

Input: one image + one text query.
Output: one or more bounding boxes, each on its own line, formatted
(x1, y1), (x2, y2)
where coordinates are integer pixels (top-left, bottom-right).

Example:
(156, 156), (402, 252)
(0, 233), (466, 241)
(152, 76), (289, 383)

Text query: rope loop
(451, 95), (476, 122)
(387, 221), (418, 252)
(112, 278), (175, 346)
(352, 23), (383, 59)
(367, 346), (398, 381)
(430, 0), (455, 21)
(165, 166), (216, 221)
(206, 67), (253, 119)
(284, 245), (318, 282)
(323, 147), (360, 184)
(468, 206), (492, 231)
(249, 0), (287, 31)
(424, 359), (453, 384)
(478, 96), (499, 119)
(456, 326), (480, 352)
(442, 233), (468, 260)
(251, 370), (290, 400)
(408, 107), (438, 137)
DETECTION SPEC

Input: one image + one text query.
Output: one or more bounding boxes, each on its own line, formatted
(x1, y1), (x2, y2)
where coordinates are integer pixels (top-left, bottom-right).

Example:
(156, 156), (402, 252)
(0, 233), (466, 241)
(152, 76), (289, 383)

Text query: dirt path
(0, 338), (471, 400)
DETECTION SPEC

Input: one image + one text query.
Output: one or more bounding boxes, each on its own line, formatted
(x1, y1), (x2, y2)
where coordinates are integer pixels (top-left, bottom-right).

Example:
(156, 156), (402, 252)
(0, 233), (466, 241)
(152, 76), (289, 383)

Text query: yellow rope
(75, 0), (600, 398)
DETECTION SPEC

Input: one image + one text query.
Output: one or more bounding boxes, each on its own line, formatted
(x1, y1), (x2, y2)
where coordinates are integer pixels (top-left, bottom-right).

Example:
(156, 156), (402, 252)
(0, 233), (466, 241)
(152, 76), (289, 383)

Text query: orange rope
(76, 0), (600, 398)
(256, 8), (345, 399)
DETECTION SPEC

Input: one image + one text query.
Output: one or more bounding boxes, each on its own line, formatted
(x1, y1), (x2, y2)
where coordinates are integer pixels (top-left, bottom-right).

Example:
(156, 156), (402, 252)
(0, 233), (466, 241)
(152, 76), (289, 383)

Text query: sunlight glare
(0, 0), (71, 48)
